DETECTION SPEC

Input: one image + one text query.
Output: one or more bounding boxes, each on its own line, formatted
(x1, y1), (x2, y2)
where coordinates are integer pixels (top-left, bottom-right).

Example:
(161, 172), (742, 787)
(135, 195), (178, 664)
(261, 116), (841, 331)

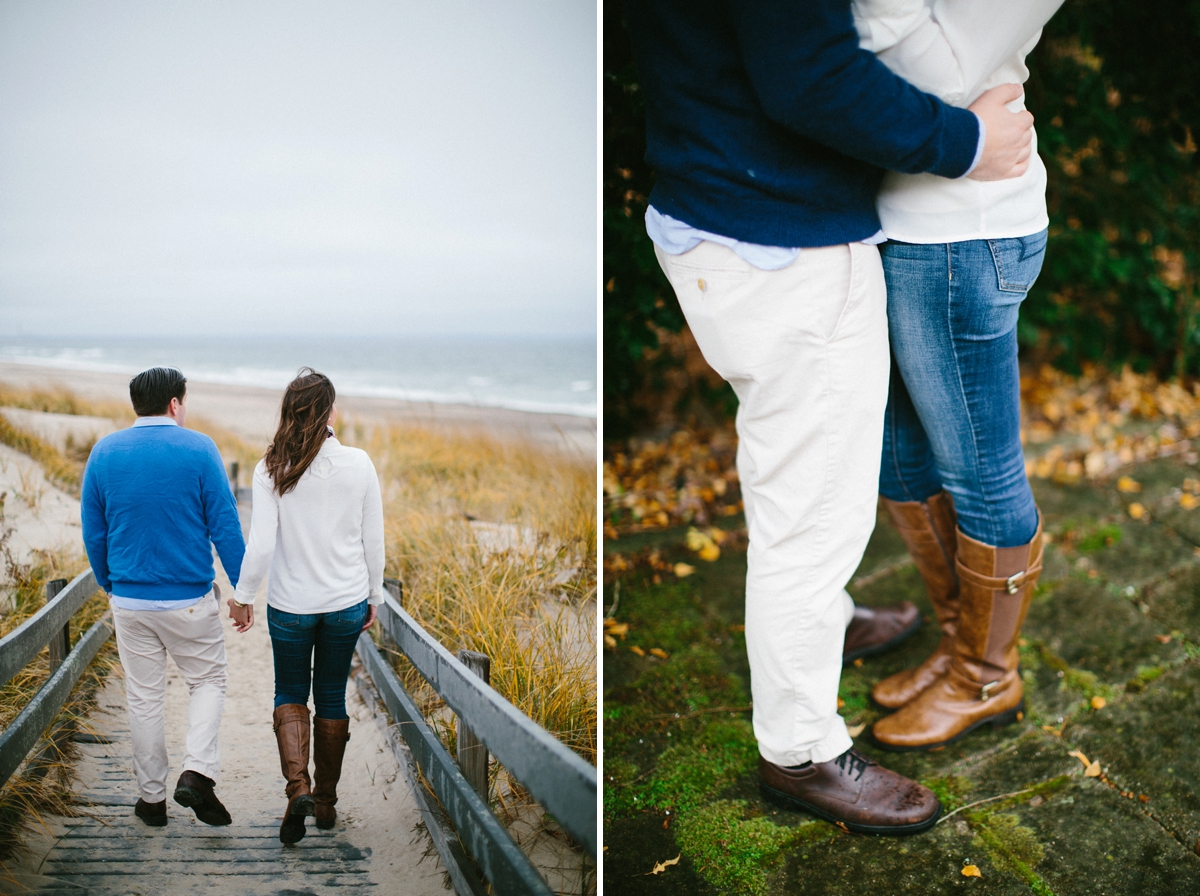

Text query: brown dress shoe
(173, 770), (231, 826)
(843, 602), (921, 665)
(759, 750), (940, 835)
(873, 493), (961, 709)
(872, 517), (1043, 751)
(313, 717), (351, 830)
(274, 704), (315, 844)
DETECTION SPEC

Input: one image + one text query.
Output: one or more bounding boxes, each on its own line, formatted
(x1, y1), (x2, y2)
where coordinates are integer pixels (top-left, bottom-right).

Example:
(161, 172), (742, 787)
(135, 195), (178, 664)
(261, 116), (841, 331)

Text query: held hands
(967, 83), (1035, 182)
(227, 598), (254, 633)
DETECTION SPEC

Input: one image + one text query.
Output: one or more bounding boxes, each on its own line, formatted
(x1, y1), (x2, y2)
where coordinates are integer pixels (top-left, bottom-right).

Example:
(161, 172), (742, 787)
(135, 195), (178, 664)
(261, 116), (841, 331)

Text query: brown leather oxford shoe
(759, 749), (940, 835)
(843, 601), (922, 665)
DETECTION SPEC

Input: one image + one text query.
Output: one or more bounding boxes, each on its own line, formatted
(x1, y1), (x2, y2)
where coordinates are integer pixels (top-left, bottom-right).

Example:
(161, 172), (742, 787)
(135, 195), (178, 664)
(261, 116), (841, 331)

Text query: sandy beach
(0, 361), (596, 458)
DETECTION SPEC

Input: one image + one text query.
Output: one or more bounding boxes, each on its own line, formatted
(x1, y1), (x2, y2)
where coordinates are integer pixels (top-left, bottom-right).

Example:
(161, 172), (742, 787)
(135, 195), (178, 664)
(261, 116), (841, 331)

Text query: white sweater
(854, 0), (1065, 242)
(234, 437), (385, 614)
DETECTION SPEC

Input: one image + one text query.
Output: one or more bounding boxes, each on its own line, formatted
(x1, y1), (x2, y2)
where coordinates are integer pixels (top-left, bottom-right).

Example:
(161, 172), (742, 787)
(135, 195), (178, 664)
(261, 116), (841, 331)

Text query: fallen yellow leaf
(648, 853), (681, 875)
(962, 863), (982, 878)
(1085, 760), (1102, 777)
(1128, 502), (1146, 520)
(649, 647), (669, 659)
(698, 543), (721, 562)
(1068, 749), (1091, 766)
(846, 723), (865, 737)
(1091, 696), (1107, 710)
(674, 563), (695, 578)
(604, 634), (617, 649)
(1155, 634), (1173, 644)
(1117, 476), (1142, 493)
(604, 620), (629, 638)
(837, 698), (845, 709)
(629, 645), (646, 657)
(1181, 493), (1200, 510)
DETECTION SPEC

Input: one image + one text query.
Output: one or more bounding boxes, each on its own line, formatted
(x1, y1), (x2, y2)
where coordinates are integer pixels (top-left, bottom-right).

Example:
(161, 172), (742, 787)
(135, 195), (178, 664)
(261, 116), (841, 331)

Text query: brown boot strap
(955, 558), (1043, 594)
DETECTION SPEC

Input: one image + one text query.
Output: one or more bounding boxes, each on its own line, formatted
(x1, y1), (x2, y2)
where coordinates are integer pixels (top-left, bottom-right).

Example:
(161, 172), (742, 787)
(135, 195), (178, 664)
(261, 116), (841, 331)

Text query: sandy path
(0, 361), (596, 457)
(3, 493), (448, 895)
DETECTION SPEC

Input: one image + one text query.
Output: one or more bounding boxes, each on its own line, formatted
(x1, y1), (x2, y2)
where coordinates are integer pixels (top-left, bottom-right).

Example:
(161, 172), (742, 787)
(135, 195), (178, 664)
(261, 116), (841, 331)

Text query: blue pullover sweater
(81, 421), (245, 601)
(625, 0), (983, 248)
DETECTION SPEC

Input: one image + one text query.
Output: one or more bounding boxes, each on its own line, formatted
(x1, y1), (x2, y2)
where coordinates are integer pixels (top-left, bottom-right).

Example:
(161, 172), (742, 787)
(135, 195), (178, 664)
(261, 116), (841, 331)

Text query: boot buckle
(1005, 571), (1026, 594)
(980, 681), (999, 701)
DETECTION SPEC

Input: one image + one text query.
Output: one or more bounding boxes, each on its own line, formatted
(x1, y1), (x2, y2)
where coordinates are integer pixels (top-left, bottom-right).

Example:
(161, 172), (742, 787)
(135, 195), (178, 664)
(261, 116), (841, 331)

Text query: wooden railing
(0, 570), (112, 789)
(356, 578), (596, 896)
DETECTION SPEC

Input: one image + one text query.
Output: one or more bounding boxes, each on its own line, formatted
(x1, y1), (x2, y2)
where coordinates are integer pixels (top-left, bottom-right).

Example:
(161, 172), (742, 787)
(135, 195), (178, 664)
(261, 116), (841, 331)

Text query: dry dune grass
(0, 533), (117, 862)
(0, 386), (597, 869)
(364, 423), (597, 764)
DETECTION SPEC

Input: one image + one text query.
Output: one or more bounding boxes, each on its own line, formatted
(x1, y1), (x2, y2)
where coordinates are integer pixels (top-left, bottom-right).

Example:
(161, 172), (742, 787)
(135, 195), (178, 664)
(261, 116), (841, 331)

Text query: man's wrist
(961, 112), (986, 178)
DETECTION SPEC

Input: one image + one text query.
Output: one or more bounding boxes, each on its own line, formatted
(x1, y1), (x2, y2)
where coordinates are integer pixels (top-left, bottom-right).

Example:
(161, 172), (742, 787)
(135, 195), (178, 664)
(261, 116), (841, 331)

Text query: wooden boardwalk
(6, 654), (446, 896)
(3, 494), (447, 896)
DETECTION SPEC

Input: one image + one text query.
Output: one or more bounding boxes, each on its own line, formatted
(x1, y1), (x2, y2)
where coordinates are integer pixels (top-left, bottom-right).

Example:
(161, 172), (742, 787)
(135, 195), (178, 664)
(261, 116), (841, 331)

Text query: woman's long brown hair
(264, 368), (336, 496)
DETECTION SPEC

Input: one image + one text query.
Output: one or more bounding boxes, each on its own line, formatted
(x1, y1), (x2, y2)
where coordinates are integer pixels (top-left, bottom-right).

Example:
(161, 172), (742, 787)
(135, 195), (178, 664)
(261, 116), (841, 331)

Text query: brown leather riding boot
(273, 704), (315, 844)
(313, 717), (351, 830)
(759, 749), (941, 835)
(872, 516), (1042, 751)
(872, 492), (961, 708)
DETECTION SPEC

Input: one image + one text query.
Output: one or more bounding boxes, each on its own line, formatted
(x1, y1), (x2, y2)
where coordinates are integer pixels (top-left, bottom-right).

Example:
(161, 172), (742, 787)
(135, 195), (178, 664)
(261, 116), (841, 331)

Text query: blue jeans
(267, 601), (369, 720)
(878, 231), (1047, 548)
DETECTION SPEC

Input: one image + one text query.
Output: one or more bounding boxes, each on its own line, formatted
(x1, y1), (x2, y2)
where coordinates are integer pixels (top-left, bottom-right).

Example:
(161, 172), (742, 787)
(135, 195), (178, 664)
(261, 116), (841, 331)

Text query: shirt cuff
(962, 112), (986, 178)
(368, 590), (384, 607)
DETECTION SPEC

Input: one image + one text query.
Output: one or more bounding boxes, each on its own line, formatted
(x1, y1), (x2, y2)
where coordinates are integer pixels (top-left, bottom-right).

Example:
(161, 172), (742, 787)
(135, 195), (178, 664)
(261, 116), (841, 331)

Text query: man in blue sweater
(82, 367), (246, 828)
(626, 1), (1034, 834)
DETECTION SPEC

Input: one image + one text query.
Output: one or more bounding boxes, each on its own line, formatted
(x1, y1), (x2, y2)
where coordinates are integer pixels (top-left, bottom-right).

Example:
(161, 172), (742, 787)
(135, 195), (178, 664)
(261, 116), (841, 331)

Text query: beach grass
(0, 531), (118, 862)
(0, 385), (597, 881)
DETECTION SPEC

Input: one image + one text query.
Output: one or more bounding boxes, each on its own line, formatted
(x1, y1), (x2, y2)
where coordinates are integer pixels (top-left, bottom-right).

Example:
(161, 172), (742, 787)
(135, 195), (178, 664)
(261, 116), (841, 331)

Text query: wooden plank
(0, 611), (113, 790)
(46, 579), (70, 673)
(456, 650), (491, 800)
(378, 587), (596, 855)
(357, 633), (554, 896)
(352, 657), (489, 896)
(0, 568), (98, 689)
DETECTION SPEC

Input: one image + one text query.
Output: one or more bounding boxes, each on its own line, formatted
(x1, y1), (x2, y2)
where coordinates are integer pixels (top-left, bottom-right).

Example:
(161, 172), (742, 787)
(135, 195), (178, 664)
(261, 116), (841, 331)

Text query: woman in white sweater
(850, 0), (1064, 751)
(228, 368), (384, 844)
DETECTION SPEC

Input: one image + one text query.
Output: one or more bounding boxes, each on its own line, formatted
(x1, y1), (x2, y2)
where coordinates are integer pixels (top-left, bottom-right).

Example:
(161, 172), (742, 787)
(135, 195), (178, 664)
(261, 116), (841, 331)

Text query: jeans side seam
(946, 243), (999, 546)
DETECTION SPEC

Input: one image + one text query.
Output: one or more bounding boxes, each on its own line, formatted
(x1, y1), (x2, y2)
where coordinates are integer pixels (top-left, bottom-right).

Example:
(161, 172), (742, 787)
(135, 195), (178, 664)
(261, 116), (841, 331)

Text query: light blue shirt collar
(133, 416), (179, 427)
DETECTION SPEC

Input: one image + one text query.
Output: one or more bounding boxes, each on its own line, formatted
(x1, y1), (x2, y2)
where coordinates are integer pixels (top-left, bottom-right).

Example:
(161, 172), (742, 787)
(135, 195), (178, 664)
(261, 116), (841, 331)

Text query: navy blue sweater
(81, 422), (245, 601)
(626, 0), (982, 248)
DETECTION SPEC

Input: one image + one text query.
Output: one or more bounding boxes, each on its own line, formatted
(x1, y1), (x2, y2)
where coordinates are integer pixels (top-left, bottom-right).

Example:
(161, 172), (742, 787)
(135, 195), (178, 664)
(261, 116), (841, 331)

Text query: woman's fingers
(362, 605), (378, 631)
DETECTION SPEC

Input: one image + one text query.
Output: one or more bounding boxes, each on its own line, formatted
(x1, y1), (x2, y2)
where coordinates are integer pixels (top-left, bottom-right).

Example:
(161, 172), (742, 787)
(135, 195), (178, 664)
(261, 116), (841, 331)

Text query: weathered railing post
(230, 461), (239, 496)
(46, 579), (69, 673)
(456, 650), (491, 800)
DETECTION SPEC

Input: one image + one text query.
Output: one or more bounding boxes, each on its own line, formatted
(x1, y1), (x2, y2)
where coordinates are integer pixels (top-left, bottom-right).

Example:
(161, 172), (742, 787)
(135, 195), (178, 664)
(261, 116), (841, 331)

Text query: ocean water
(0, 337), (596, 418)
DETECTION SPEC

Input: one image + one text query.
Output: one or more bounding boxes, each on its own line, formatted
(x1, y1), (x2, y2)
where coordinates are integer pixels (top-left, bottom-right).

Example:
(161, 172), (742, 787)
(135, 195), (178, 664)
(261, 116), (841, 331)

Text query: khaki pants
(112, 593), (227, 802)
(656, 241), (889, 766)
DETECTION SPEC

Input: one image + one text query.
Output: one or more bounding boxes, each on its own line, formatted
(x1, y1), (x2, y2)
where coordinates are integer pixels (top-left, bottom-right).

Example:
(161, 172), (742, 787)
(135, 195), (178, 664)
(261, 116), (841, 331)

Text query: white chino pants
(656, 240), (889, 766)
(112, 593), (227, 802)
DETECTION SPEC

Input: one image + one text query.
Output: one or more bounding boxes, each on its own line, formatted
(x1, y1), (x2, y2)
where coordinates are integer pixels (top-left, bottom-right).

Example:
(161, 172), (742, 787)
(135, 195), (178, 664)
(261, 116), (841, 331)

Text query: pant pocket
(988, 231), (1048, 293)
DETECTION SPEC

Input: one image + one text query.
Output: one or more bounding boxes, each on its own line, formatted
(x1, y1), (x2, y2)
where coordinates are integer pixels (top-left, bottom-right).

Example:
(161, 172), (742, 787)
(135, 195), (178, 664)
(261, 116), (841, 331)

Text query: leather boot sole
(872, 700), (1025, 753)
(759, 782), (941, 835)
(279, 795), (316, 845)
(843, 613), (923, 666)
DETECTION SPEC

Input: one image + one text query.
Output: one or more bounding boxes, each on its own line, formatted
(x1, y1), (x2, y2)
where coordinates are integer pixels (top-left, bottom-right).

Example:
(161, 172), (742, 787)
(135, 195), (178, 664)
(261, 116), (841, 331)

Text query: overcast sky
(0, 1), (596, 339)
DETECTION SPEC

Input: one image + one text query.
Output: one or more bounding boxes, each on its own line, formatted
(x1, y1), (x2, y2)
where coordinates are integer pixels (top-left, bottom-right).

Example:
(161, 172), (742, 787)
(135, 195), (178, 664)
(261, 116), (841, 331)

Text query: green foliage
(640, 719), (759, 813)
(969, 810), (1055, 895)
(921, 775), (972, 813)
(1024, 2), (1200, 377)
(1077, 524), (1122, 552)
(674, 800), (818, 896)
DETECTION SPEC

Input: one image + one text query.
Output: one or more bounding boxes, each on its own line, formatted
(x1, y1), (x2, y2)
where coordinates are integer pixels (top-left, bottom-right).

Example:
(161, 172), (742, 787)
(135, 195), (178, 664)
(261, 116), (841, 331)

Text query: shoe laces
(833, 748), (873, 781)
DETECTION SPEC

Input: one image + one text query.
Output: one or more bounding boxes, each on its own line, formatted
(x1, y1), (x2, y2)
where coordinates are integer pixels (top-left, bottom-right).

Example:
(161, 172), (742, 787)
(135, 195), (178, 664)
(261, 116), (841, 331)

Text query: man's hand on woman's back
(967, 83), (1035, 181)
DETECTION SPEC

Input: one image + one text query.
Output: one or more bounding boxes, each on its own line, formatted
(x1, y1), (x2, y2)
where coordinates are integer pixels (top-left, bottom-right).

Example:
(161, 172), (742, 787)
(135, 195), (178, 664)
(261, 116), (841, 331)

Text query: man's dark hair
(129, 367), (187, 417)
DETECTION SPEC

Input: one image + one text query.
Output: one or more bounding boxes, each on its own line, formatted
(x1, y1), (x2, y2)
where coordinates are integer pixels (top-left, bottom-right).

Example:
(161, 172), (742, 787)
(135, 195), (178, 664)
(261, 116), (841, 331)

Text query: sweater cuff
(926, 106), (982, 179)
(961, 113), (986, 178)
(368, 591), (384, 607)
